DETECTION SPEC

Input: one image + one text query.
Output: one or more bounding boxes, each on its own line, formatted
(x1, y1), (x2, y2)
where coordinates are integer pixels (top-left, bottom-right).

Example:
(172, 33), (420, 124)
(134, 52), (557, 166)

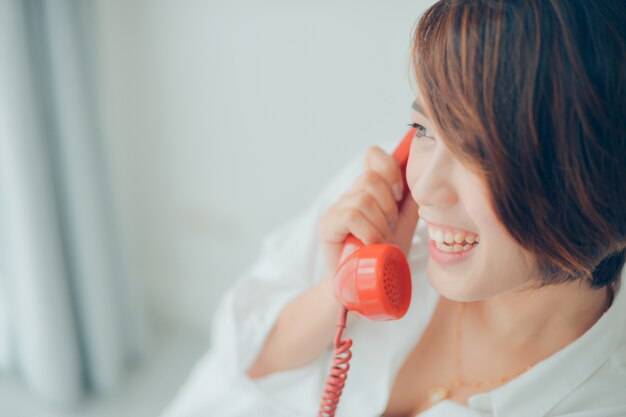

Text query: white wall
(95, 0), (434, 335)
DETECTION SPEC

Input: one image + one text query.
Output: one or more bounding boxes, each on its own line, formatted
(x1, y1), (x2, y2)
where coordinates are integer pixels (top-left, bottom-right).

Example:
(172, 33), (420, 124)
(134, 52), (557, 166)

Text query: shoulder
(548, 348), (626, 415)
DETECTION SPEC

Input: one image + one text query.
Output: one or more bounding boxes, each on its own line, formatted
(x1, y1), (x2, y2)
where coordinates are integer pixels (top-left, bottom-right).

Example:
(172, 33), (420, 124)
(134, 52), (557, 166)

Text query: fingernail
(392, 182), (403, 202)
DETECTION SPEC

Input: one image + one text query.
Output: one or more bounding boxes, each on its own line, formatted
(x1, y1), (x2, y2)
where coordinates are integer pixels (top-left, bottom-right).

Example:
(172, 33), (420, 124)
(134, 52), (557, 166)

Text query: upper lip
(419, 214), (478, 235)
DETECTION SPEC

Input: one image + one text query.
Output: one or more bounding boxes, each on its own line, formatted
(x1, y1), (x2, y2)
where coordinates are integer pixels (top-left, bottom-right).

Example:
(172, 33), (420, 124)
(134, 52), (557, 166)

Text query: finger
(340, 192), (394, 244)
(348, 170), (399, 227)
(319, 196), (392, 245)
(393, 195), (421, 256)
(364, 145), (405, 202)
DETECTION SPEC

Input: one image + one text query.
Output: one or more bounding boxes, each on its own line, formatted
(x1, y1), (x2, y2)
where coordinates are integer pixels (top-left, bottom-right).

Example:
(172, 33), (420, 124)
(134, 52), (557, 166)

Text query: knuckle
(366, 230), (382, 244)
(382, 202), (396, 221)
(364, 145), (382, 159)
(383, 159), (400, 180)
(330, 198), (344, 210)
(319, 209), (333, 225)
(337, 191), (353, 205)
(362, 170), (379, 184)
(364, 149), (400, 185)
(318, 217), (332, 236)
(364, 146), (384, 166)
(357, 193), (376, 209)
(391, 211), (399, 225)
(346, 208), (361, 224)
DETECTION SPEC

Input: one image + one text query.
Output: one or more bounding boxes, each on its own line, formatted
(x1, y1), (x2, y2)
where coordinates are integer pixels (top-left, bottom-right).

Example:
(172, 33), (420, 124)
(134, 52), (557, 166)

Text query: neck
(466, 280), (614, 352)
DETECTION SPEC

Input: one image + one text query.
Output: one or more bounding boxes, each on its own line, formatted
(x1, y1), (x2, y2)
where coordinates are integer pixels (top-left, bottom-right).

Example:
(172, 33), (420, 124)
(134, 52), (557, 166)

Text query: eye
(407, 122), (434, 140)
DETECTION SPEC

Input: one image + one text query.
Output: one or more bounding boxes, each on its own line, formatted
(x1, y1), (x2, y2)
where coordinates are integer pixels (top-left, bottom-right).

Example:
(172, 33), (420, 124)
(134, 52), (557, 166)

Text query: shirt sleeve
(160, 144), (376, 417)
(221, 146), (367, 378)
(159, 139), (432, 417)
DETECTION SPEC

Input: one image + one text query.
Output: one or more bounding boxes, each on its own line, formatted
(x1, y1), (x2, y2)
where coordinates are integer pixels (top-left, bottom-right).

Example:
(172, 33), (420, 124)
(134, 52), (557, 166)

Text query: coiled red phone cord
(318, 307), (352, 417)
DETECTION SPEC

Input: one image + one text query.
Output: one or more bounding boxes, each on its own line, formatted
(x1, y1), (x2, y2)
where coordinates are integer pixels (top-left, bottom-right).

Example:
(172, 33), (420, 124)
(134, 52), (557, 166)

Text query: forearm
(246, 273), (358, 379)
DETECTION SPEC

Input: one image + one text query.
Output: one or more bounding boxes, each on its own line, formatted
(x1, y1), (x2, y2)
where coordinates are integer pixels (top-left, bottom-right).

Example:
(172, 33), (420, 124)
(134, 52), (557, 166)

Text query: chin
(426, 263), (482, 303)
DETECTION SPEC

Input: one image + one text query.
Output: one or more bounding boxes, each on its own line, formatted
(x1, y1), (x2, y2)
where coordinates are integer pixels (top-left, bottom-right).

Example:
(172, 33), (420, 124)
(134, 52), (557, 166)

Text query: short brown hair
(410, 0), (626, 289)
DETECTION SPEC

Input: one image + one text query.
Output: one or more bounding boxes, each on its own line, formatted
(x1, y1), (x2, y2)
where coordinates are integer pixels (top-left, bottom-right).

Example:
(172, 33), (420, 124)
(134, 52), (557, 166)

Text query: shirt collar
(470, 269), (626, 417)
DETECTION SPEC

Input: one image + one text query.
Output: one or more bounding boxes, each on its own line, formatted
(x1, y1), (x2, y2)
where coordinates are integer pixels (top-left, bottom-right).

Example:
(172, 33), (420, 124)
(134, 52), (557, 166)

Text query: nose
(409, 145), (458, 208)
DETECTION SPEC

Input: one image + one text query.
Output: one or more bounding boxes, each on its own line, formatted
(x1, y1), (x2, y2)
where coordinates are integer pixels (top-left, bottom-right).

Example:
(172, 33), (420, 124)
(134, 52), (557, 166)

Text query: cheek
(406, 143), (424, 191)
(465, 195), (496, 230)
(460, 175), (498, 230)
(468, 198), (535, 285)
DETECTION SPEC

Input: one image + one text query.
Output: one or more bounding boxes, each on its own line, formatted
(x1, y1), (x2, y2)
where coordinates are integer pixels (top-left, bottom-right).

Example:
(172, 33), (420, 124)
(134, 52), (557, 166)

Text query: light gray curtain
(0, 0), (145, 406)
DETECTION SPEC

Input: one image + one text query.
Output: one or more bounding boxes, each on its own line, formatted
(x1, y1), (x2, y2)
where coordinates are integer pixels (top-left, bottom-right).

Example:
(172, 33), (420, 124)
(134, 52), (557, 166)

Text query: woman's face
(406, 98), (536, 302)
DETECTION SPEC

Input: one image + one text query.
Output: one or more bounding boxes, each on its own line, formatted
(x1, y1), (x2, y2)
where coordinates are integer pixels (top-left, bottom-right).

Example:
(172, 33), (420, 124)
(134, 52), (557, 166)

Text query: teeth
(435, 241), (471, 253)
(435, 241), (451, 252)
(428, 225), (480, 249)
(435, 242), (472, 253)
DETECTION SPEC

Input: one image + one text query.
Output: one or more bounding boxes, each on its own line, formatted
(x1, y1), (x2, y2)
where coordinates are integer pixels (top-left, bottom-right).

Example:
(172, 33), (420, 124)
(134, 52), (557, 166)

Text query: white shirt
(160, 141), (626, 417)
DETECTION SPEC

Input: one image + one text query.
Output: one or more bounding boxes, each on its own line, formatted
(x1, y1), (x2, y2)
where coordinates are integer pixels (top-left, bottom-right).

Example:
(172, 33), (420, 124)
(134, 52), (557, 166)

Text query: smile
(428, 238), (478, 264)
(427, 225), (480, 253)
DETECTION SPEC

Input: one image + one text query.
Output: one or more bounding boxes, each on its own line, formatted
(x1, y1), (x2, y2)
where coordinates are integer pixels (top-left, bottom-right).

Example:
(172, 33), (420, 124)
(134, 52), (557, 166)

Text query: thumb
(392, 195), (420, 257)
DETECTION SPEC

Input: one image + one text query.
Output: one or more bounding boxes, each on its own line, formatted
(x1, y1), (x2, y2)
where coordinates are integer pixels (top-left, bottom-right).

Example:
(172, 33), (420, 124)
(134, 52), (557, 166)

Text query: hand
(318, 145), (420, 279)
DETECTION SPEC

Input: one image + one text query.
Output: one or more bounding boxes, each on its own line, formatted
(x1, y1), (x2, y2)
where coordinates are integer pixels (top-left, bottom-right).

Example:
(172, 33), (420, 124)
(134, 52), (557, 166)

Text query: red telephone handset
(318, 128), (416, 417)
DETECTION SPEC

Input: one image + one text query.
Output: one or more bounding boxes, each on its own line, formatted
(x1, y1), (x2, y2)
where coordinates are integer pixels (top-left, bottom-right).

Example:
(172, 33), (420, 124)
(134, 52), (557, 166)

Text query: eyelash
(406, 122), (433, 140)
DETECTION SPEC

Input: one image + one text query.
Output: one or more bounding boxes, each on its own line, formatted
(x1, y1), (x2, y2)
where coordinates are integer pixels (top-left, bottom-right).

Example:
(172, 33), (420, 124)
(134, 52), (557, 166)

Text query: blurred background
(0, 0), (431, 415)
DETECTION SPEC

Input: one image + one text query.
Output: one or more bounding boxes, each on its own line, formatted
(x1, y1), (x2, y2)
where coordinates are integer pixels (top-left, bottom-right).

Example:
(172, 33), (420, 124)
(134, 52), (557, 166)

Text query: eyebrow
(412, 100), (427, 117)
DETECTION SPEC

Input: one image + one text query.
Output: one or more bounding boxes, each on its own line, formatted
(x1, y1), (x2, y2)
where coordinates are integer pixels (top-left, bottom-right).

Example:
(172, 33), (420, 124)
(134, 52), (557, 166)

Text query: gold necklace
(426, 302), (535, 406)
(426, 283), (615, 406)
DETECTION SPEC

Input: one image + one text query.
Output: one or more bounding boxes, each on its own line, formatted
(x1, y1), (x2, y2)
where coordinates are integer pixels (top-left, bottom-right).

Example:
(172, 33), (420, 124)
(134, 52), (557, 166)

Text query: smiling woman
(383, 1), (625, 413)
(160, 1), (626, 417)
(411, 0), (626, 292)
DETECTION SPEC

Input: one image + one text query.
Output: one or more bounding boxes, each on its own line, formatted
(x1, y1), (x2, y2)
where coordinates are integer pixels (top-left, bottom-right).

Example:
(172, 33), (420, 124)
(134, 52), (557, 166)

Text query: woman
(161, 1), (626, 416)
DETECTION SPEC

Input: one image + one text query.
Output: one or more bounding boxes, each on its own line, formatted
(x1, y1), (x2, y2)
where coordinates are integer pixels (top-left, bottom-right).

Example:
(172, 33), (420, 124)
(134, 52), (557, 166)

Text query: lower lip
(429, 240), (478, 264)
